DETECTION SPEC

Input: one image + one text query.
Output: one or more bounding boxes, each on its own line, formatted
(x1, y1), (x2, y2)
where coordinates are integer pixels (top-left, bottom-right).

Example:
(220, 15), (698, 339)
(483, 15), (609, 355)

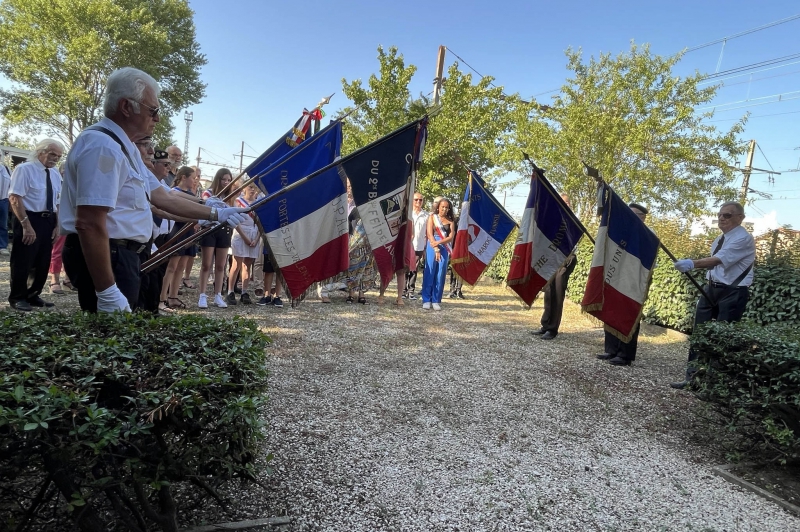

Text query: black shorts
(168, 222), (197, 257)
(262, 254), (275, 273)
(200, 226), (233, 249)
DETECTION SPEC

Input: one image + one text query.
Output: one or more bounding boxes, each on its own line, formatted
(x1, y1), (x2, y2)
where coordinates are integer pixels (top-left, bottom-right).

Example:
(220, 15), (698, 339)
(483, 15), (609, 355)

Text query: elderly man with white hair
(7, 139), (64, 311)
(60, 67), (247, 313)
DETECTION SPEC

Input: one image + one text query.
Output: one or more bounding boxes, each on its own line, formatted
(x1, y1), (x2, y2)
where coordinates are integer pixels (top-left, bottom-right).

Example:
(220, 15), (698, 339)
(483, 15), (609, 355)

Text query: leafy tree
(510, 43), (746, 221)
(0, 0), (206, 146)
(339, 46), (523, 202)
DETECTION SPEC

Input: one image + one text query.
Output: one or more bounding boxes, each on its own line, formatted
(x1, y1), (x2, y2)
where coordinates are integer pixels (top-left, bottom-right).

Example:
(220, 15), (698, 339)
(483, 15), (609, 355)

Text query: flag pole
(580, 161), (713, 307)
(452, 154), (519, 228)
(522, 154), (594, 245)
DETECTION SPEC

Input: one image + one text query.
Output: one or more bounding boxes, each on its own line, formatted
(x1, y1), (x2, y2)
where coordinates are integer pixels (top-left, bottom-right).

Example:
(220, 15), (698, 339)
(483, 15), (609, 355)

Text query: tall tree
(510, 43), (746, 220)
(340, 46), (523, 201)
(0, 0), (206, 146)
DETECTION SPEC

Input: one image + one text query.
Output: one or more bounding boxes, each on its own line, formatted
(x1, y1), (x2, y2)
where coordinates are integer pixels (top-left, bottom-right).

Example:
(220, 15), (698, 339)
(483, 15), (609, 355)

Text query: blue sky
(8, 0), (800, 229)
(184, 0), (800, 230)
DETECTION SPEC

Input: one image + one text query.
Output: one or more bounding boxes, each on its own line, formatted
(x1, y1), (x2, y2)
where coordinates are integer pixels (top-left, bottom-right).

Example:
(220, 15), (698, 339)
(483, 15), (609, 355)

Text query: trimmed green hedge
(692, 321), (800, 461)
(0, 311), (270, 531)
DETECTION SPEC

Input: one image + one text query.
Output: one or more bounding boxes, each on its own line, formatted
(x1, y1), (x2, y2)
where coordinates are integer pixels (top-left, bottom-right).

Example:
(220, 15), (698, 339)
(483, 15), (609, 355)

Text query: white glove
(204, 196), (228, 209)
(674, 259), (694, 273)
(218, 207), (249, 228)
(96, 283), (132, 313)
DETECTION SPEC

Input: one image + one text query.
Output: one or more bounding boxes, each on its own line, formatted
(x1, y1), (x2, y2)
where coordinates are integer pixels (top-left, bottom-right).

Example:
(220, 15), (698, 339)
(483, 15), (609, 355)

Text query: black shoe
(226, 292), (238, 306)
(408, 293), (417, 300)
(596, 353), (614, 360)
(457, 290), (465, 300)
(540, 331), (557, 340)
(256, 295), (272, 306)
(234, 285), (242, 295)
(240, 292), (252, 305)
(11, 300), (33, 312)
(670, 380), (689, 390)
(608, 356), (631, 366)
(272, 296), (284, 308)
(449, 292), (458, 299)
(28, 297), (54, 308)
(530, 328), (546, 335)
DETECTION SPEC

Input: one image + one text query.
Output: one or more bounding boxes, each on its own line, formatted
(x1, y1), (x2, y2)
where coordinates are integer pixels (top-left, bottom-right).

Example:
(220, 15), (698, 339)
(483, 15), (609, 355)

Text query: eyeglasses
(155, 161), (171, 166)
(717, 212), (737, 219)
(128, 99), (160, 118)
(413, 198), (423, 202)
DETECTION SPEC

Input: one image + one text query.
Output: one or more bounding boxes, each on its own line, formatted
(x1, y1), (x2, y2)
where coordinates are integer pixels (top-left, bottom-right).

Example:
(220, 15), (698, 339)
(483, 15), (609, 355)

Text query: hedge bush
(691, 320), (800, 461)
(0, 311), (270, 532)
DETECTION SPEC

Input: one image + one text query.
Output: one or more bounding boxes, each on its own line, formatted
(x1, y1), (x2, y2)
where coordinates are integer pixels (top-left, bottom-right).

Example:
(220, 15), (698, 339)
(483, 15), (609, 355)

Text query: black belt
(708, 280), (746, 290)
(109, 238), (147, 254)
(27, 211), (54, 218)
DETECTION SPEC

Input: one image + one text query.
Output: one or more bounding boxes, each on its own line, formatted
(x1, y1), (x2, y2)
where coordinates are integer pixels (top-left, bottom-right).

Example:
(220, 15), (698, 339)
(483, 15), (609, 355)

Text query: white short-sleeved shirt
(9, 159), (62, 212)
(0, 164), (11, 200)
(411, 209), (429, 252)
(708, 225), (755, 286)
(60, 118), (153, 243)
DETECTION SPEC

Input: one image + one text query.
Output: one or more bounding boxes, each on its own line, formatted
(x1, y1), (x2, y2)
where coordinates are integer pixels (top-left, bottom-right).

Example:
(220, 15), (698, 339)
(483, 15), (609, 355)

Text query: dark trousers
(686, 284), (749, 377)
(604, 322), (640, 361)
(137, 245), (163, 313)
(9, 213), (55, 303)
(62, 234), (141, 312)
(540, 256), (576, 336)
(405, 251), (424, 295)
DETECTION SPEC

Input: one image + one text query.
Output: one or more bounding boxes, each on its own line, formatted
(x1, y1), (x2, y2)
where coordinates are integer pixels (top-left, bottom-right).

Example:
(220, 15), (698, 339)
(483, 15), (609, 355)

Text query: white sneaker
(198, 293), (208, 309)
(422, 302), (431, 310)
(0, 248), (8, 256)
(214, 293), (228, 308)
(432, 303), (442, 311)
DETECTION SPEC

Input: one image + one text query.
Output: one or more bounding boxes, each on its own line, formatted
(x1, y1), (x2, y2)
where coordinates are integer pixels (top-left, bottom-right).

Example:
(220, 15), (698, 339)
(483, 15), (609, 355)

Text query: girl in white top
(226, 183), (262, 305)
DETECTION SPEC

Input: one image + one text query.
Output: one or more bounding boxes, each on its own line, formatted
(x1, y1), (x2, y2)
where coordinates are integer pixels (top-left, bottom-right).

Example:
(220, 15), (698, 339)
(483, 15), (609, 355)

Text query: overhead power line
(684, 14), (800, 53)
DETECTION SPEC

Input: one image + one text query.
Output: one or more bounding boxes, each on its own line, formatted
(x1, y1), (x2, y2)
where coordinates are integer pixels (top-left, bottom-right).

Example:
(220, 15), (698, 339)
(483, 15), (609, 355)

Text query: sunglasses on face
(127, 99), (160, 118)
(718, 212), (736, 219)
(414, 198), (423, 202)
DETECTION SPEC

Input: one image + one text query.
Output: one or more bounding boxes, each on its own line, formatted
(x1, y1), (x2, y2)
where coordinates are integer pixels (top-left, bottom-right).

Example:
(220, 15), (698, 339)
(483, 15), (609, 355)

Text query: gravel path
(1, 254), (797, 531)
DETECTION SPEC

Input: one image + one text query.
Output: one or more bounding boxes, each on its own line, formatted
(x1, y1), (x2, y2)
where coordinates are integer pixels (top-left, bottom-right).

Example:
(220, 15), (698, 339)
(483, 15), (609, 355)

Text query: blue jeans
(0, 198), (8, 249)
(421, 241), (449, 303)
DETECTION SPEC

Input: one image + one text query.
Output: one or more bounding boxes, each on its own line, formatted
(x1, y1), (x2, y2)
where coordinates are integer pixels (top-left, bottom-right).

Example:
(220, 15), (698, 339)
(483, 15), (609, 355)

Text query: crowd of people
(2, 66), (757, 390)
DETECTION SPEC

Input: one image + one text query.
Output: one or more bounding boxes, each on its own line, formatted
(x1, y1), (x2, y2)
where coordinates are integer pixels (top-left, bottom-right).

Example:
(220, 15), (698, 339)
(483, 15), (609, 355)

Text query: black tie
(712, 235), (725, 255)
(45, 168), (53, 213)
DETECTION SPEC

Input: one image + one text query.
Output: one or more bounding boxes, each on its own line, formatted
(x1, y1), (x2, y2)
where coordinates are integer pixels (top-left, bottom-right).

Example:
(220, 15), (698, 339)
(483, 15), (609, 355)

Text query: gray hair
(720, 201), (745, 216)
(103, 67), (160, 118)
(34, 138), (64, 155)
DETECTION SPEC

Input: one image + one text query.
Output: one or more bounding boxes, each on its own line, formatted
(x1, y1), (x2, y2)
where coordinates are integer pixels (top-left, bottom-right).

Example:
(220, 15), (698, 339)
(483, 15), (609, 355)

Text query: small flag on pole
(451, 171), (517, 286)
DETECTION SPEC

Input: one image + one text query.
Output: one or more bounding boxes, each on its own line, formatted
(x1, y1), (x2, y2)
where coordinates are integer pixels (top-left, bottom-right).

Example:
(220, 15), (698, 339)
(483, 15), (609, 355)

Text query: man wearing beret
(670, 201), (755, 389)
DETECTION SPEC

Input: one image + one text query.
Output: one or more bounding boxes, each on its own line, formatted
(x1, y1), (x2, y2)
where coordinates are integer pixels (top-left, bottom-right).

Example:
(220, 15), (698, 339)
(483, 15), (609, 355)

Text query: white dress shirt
(411, 209), (429, 252)
(8, 158), (62, 212)
(60, 117), (154, 243)
(0, 163), (11, 200)
(708, 225), (755, 286)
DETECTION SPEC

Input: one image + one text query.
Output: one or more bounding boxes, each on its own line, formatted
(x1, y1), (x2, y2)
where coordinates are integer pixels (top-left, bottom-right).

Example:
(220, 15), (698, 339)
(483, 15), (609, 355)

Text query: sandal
(377, 295), (385, 306)
(346, 296), (354, 304)
(393, 297), (405, 306)
(358, 296), (368, 305)
(321, 296), (331, 303)
(62, 280), (78, 292)
(158, 300), (176, 313)
(168, 297), (187, 309)
(182, 278), (196, 289)
(49, 282), (65, 295)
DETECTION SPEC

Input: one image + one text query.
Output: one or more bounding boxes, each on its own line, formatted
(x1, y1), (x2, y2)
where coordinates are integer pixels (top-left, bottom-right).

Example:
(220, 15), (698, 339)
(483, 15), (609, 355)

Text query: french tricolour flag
(507, 169), (583, 307)
(451, 171), (516, 286)
(581, 184), (660, 341)
(253, 122), (349, 299)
